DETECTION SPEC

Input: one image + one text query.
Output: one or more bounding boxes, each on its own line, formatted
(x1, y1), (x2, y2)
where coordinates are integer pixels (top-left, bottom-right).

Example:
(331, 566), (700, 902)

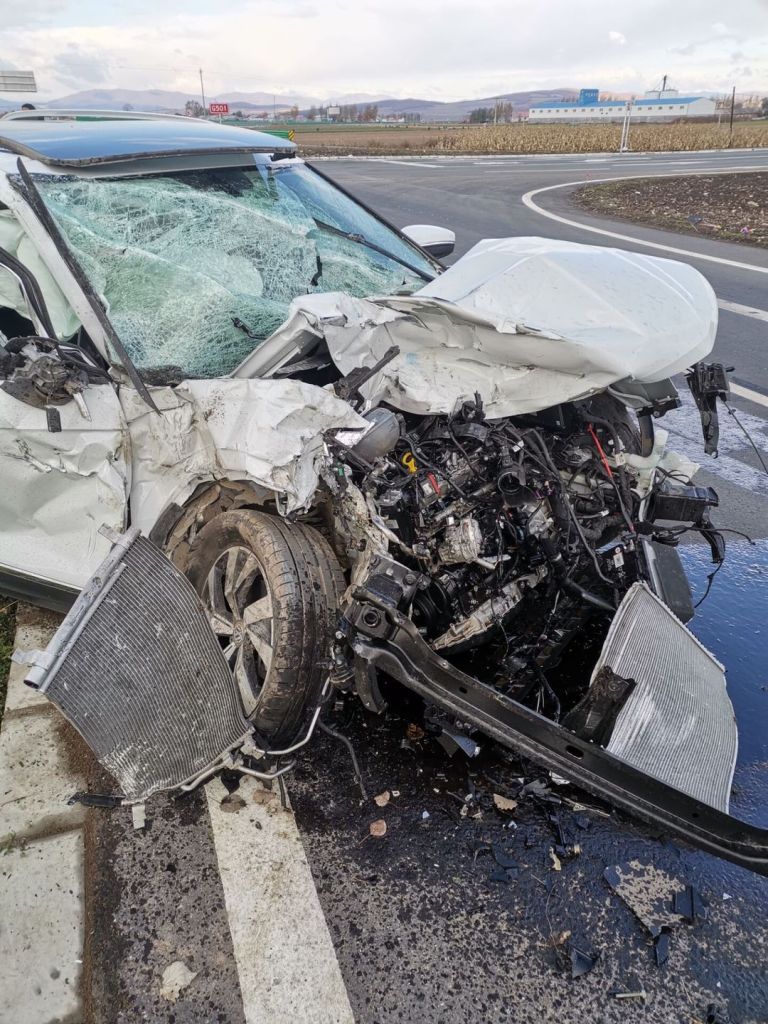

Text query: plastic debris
(673, 884), (707, 923)
(421, 810), (431, 820)
(160, 961), (198, 1001)
(549, 848), (562, 872)
(570, 945), (599, 979)
(369, 819), (387, 838)
(489, 866), (519, 883)
(374, 791), (391, 807)
(131, 803), (146, 830)
(603, 862), (683, 938)
(654, 930), (671, 966)
(493, 846), (518, 870)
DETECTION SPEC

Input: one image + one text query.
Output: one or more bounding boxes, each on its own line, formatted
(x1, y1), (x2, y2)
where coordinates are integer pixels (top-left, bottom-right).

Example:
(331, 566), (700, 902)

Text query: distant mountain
(372, 90), (579, 120)
(322, 93), (393, 105)
(0, 87), (317, 113)
(0, 87), (579, 121)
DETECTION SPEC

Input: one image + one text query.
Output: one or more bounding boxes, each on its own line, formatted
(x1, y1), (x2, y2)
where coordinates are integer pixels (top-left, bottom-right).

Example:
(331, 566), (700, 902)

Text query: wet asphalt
(86, 153), (768, 1023)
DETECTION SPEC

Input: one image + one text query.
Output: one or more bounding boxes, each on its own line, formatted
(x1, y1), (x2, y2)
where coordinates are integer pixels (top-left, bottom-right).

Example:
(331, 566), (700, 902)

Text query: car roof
(0, 115), (296, 168)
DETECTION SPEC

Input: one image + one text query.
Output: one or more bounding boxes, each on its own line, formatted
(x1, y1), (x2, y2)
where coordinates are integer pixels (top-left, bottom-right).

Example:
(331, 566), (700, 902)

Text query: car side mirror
(402, 224), (456, 260)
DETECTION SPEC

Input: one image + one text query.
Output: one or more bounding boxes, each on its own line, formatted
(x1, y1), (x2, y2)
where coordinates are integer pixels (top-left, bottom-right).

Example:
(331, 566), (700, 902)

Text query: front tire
(186, 509), (345, 745)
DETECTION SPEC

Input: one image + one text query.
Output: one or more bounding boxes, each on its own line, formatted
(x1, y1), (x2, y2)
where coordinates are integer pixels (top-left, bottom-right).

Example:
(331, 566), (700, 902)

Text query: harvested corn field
(572, 172), (768, 247)
(296, 121), (768, 156)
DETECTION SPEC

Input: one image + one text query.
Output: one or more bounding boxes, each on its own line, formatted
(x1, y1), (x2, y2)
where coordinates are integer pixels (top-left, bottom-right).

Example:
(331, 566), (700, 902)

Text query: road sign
(0, 70), (37, 93)
(209, 102), (229, 115)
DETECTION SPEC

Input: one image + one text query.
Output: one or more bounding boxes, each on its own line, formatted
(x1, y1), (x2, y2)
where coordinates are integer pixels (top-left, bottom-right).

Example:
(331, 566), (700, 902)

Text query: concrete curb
(0, 604), (84, 1024)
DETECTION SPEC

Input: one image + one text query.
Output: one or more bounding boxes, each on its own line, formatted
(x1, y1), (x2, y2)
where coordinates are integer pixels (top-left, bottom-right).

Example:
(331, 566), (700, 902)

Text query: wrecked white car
(2, 112), (766, 875)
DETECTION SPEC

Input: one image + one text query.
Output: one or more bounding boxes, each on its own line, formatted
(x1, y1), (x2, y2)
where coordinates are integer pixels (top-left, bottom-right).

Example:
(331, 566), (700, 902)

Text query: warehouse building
(529, 87), (716, 123)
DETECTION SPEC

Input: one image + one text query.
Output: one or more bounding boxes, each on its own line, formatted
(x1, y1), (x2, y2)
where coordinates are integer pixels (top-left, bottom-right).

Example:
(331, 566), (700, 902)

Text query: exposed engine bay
(329, 386), (721, 731)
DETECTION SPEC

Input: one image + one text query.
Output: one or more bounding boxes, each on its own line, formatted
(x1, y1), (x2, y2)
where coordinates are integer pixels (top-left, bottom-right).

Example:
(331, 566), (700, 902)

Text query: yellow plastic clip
(401, 451), (417, 474)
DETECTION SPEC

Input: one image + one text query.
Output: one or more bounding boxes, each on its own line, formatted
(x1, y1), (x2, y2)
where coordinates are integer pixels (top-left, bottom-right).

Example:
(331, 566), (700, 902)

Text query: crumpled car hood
(248, 237), (717, 417)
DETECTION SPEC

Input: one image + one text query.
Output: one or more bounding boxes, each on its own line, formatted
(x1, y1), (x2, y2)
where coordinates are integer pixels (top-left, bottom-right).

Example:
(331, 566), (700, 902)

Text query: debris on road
(492, 793), (518, 812)
(570, 945), (599, 979)
(610, 987), (647, 1002)
(131, 803), (146, 830)
(603, 861), (683, 937)
(160, 961), (198, 1001)
(549, 848), (563, 872)
(654, 930), (671, 966)
(673, 884), (708, 923)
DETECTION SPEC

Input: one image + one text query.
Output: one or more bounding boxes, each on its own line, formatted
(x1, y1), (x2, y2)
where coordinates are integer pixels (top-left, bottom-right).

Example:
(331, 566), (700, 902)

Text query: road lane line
(669, 393), (768, 497)
(718, 299), (768, 323)
(731, 382), (768, 409)
(521, 172), (768, 275)
(373, 159), (442, 168)
(206, 777), (355, 1024)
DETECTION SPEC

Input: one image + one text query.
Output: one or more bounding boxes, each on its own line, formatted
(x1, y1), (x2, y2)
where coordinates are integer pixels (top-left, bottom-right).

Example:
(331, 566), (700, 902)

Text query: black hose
(561, 578), (616, 613)
(318, 720), (368, 800)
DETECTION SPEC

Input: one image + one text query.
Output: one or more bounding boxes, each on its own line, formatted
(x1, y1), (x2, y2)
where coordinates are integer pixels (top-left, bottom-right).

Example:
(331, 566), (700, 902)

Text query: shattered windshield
(34, 162), (435, 379)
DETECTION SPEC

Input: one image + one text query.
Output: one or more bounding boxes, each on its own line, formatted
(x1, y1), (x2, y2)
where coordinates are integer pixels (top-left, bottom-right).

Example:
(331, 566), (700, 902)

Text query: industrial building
(529, 87), (716, 123)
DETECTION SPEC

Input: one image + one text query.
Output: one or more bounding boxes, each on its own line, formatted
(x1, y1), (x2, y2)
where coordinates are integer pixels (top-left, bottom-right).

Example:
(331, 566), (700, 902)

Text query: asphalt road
(86, 150), (768, 1024)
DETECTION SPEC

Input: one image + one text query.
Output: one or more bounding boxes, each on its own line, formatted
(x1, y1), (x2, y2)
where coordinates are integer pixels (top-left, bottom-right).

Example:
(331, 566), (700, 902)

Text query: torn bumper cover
(342, 560), (768, 877)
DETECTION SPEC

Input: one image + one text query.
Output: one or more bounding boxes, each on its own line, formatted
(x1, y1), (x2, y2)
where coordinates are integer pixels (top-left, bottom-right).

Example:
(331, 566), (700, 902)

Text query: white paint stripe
(521, 170), (768, 275)
(718, 299), (768, 323)
(373, 159), (442, 168)
(206, 777), (355, 1024)
(731, 382), (768, 409)
(669, 392), (768, 497)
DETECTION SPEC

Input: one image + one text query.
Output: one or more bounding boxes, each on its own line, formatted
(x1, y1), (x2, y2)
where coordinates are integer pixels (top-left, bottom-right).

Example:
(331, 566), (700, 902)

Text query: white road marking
(206, 777), (355, 1024)
(521, 170), (768, 275)
(373, 159), (442, 168)
(718, 299), (768, 323)
(669, 392), (768, 497)
(731, 382), (768, 409)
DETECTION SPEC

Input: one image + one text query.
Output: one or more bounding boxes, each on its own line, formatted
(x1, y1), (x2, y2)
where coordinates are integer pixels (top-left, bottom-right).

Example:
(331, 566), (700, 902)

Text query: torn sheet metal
(254, 237), (717, 417)
(0, 384), (127, 589)
(120, 377), (369, 534)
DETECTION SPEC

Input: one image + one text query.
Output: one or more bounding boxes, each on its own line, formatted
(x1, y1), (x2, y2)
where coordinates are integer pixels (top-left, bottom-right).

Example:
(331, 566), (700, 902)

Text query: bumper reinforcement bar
(344, 589), (768, 877)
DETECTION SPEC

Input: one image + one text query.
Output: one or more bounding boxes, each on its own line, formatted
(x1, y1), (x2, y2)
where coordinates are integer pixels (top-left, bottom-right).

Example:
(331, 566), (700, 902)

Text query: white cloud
(1, 0), (766, 101)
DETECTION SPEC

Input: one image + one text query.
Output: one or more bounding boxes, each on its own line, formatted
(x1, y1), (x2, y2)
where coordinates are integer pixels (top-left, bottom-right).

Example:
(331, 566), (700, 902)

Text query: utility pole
(619, 98), (634, 152)
(199, 68), (207, 118)
(728, 85), (736, 146)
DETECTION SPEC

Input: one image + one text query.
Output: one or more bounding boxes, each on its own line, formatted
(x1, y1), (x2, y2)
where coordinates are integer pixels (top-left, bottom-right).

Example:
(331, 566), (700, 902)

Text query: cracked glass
(36, 163), (435, 380)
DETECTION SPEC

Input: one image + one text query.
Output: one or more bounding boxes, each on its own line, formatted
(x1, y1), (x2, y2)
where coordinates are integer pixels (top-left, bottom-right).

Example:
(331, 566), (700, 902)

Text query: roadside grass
(0, 598), (17, 723)
(295, 120), (768, 156)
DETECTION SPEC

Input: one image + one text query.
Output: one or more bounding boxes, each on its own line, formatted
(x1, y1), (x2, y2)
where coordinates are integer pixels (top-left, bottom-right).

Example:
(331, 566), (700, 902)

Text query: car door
(0, 279), (129, 609)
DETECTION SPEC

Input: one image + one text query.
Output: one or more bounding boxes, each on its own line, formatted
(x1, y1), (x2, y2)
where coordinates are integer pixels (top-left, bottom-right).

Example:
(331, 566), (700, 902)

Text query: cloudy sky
(2, 0), (767, 101)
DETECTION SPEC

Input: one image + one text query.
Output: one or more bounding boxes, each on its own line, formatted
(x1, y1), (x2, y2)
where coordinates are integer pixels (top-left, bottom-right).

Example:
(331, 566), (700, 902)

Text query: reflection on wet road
(681, 540), (768, 829)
